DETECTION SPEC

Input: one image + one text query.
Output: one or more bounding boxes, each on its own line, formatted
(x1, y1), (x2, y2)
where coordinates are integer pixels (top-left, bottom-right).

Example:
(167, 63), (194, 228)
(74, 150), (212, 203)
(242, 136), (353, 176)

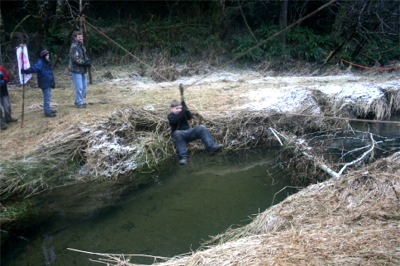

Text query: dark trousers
(172, 125), (215, 159)
(0, 95), (12, 125)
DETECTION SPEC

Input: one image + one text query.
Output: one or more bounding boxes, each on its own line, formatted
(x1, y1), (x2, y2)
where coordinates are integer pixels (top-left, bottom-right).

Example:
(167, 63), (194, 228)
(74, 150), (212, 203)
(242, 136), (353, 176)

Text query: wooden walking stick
(20, 43), (25, 128)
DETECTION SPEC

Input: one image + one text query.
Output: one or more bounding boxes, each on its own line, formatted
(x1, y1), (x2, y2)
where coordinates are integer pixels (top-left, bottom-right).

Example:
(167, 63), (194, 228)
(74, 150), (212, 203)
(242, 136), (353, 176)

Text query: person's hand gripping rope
(179, 83), (185, 102)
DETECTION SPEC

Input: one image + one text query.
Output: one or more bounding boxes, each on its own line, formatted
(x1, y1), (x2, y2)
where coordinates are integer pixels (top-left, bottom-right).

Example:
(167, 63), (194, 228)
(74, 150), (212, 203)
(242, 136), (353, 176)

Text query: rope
(278, 112), (400, 125)
(186, 0), (337, 89)
(341, 58), (400, 71)
(85, 21), (170, 82)
(81, 2), (398, 128)
(83, 0), (336, 89)
(197, 109), (400, 125)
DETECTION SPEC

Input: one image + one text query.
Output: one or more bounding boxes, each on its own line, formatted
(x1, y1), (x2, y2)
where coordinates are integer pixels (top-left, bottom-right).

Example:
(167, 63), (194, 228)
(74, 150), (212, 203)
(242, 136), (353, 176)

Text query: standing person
(167, 92), (223, 165)
(69, 31), (90, 109)
(21, 49), (57, 118)
(0, 69), (18, 130)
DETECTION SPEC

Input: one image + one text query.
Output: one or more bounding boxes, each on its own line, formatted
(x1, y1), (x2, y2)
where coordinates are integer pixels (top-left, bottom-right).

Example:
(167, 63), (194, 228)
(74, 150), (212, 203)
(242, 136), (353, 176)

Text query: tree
(279, 0), (289, 49)
(327, 0), (400, 64)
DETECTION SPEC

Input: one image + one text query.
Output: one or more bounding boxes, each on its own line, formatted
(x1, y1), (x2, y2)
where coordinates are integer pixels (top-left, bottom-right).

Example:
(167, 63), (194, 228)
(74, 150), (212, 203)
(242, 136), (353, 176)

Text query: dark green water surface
(2, 148), (294, 265)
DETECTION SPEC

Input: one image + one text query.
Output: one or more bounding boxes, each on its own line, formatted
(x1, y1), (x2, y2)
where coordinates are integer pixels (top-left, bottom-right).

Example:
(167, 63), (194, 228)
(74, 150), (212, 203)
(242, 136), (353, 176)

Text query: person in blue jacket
(21, 49), (57, 117)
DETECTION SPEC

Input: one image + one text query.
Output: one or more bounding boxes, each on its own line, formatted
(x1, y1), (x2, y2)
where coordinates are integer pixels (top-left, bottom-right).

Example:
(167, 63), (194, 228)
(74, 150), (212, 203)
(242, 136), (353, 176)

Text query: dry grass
(0, 66), (250, 160)
(1, 65), (397, 160)
(1, 65), (398, 198)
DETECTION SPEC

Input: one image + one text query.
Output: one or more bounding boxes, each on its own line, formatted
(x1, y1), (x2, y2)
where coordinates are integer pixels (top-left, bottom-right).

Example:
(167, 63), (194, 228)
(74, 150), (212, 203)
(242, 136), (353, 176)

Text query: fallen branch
(300, 150), (340, 178)
(67, 248), (170, 264)
(269, 128), (381, 179)
(269, 127), (286, 146)
(269, 127), (340, 178)
(337, 132), (375, 176)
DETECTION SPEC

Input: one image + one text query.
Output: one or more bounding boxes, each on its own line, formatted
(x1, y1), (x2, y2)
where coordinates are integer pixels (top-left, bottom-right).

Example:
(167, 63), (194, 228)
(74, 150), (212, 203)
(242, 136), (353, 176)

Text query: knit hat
(39, 49), (49, 58)
(170, 99), (181, 107)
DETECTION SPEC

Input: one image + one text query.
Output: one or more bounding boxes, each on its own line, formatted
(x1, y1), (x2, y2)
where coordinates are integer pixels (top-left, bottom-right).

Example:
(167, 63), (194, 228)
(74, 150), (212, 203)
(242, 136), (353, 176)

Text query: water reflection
(351, 113), (400, 138)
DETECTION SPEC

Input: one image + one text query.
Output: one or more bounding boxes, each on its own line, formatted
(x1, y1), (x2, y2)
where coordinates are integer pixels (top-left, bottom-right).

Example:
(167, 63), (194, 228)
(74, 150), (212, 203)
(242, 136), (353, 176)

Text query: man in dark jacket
(0, 69), (18, 129)
(21, 49), (57, 117)
(69, 31), (90, 108)
(168, 99), (223, 165)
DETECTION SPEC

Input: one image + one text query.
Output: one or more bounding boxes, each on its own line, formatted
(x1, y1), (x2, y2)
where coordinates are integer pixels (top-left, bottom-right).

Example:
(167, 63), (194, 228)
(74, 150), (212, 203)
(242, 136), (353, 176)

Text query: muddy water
(1, 148), (294, 266)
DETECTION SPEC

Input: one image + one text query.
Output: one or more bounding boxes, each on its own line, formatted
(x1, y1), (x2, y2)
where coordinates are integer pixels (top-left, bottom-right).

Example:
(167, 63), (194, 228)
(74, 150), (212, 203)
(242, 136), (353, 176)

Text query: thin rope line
(282, 112), (400, 125)
(84, 0), (336, 90)
(185, 0), (337, 89)
(83, 1), (397, 128)
(85, 21), (169, 82)
(195, 110), (400, 125)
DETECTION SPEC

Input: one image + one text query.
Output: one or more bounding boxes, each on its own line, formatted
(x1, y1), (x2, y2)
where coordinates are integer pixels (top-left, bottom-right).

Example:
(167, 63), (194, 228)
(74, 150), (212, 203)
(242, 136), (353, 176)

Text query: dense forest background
(1, 0), (399, 70)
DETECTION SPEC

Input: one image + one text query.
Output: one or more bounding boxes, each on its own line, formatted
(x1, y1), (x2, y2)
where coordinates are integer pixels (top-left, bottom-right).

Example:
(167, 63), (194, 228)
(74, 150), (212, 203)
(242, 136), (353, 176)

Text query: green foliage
(66, 15), (227, 63)
(1, 0), (399, 67)
(87, 33), (109, 56)
(257, 25), (284, 60)
(142, 19), (214, 56)
(339, 36), (400, 66)
(0, 201), (38, 227)
(369, 37), (400, 65)
(285, 27), (331, 61)
(232, 25), (332, 62)
(44, 28), (66, 57)
(137, 134), (175, 174)
(169, 41), (185, 57)
(232, 35), (263, 62)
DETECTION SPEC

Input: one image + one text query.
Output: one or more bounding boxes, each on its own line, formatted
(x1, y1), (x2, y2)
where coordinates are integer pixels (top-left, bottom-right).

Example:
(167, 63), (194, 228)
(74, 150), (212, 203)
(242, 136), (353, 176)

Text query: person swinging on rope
(167, 84), (223, 165)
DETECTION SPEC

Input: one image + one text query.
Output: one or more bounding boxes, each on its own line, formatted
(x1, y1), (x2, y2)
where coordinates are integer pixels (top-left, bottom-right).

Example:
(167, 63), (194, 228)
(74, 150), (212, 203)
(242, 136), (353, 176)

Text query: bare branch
(337, 132), (376, 176)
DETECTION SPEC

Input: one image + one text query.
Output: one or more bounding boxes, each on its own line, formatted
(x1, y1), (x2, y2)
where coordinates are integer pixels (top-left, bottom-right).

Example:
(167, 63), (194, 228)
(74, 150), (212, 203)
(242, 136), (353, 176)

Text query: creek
(1, 147), (295, 266)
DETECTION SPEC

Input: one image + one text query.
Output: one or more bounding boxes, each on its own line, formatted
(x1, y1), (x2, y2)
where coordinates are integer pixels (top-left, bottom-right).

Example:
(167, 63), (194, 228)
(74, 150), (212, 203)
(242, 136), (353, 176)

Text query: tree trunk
(279, 0), (289, 49)
(279, 0), (288, 29)
(54, 0), (66, 28)
(36, 0), (50, 49)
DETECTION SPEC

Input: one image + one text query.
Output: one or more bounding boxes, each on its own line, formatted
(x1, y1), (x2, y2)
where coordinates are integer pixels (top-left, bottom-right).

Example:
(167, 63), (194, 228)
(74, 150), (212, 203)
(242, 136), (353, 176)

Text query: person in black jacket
(167, 98), (223, 165)
(21, 49), (57, 117)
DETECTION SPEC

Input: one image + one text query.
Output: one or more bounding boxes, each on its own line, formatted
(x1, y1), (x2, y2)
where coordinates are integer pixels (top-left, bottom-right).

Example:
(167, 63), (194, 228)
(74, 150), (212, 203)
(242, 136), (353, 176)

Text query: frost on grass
(240, 78), (400, 119)
(86, 127), (142, 178)
(84, 109), (157, 179)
